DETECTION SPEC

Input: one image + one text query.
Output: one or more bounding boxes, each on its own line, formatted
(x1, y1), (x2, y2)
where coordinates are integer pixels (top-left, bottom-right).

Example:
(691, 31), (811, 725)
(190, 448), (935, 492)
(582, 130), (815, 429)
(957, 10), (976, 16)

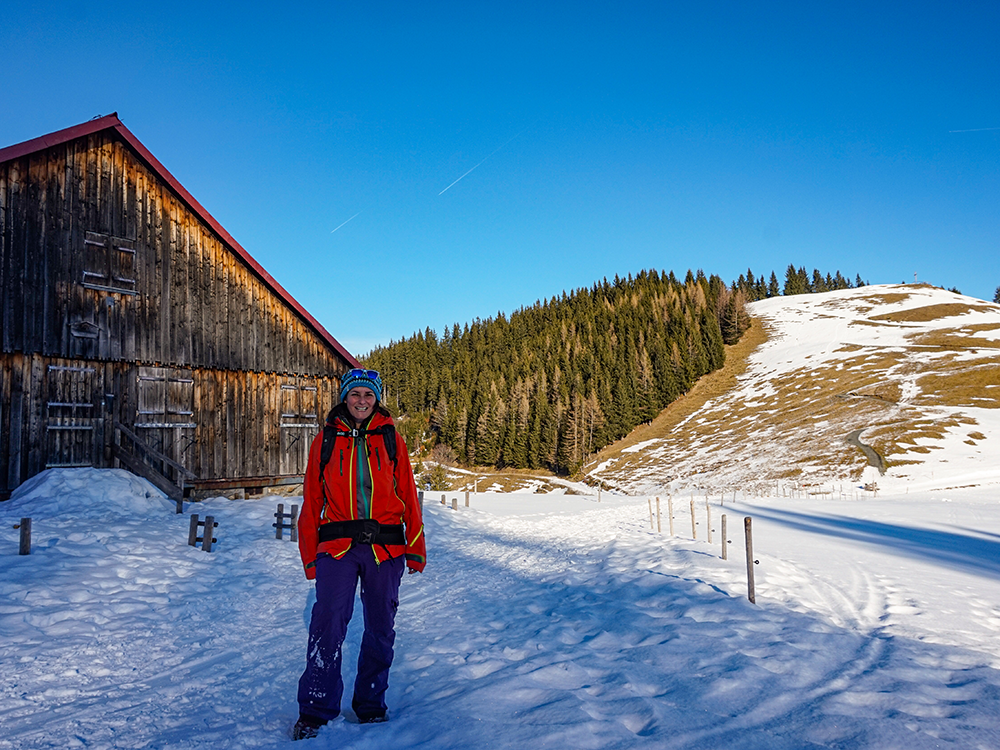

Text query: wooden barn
(0, 113), (359, 500)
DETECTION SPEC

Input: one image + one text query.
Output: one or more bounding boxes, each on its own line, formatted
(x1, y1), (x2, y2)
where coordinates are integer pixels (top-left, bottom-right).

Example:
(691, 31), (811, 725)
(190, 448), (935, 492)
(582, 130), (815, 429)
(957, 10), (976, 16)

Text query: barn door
(135, 367), (195, 468)
(46, 364), (100, 468)
(279, 378), (320, 475)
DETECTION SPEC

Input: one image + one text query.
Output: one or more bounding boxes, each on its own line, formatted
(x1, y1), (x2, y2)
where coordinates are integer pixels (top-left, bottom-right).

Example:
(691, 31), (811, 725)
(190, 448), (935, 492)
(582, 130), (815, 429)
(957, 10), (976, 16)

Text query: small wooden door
(45, 364), (100, 468)
(279, 378), (320, 475)
(135, 366), (196, 467)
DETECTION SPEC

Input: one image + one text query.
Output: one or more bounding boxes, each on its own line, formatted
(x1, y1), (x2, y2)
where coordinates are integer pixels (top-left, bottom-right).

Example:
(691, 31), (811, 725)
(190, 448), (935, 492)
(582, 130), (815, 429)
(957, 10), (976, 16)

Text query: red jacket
(297, 406), (426, 579)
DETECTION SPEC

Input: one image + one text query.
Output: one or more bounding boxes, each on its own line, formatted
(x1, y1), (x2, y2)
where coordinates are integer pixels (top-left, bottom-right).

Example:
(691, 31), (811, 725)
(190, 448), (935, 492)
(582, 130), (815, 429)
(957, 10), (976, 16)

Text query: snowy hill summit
(587, 283), (1000, 496)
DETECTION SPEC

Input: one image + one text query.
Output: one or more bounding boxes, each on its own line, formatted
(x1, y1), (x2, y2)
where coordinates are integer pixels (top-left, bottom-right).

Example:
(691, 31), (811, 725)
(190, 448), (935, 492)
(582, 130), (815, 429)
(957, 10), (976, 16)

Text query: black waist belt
(318, 520), (405, 546)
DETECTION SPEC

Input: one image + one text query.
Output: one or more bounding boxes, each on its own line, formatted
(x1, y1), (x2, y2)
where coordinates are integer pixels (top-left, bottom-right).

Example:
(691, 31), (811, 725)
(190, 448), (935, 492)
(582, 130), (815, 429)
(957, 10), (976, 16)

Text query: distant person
(293, 368), (426, 740)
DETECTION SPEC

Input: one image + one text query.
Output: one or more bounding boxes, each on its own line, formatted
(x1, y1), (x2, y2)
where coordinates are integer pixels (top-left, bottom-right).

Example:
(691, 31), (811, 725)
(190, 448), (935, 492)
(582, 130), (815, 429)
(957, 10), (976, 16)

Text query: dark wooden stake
(275, 503), (285, 540)
(744, 516), (756, 604)
(203, 516), (217, 552)
(188, 514), (200, 546)
(19, 518), (31, 555)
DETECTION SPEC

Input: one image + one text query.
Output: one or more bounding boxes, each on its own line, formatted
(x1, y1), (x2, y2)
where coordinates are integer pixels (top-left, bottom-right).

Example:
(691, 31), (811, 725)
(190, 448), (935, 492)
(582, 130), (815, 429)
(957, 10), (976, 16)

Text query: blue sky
(3, 1), (998, 355)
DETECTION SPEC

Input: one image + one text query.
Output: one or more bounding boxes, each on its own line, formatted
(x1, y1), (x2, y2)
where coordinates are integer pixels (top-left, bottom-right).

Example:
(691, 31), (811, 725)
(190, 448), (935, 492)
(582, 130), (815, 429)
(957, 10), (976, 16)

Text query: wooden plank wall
(0, 129), (357, 496)
(0, 131), (349, 378)
(0, 352), (338, 496)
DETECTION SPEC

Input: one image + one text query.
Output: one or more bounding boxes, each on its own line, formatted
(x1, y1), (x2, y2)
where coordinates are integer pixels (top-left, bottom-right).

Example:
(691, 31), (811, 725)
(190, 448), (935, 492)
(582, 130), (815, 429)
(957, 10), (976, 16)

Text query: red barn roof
(0, 113), (360, 368)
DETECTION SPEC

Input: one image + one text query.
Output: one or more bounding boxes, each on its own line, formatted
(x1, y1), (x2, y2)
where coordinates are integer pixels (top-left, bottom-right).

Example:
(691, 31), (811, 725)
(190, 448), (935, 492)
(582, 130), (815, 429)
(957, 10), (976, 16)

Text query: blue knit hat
(339, 368), (383, 403)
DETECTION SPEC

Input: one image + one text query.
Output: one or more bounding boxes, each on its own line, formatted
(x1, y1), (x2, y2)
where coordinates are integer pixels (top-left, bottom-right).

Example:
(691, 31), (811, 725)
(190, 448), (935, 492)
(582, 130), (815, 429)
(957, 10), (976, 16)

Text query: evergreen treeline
(732, 265), (867, 301)
(362, 265), (867, 475)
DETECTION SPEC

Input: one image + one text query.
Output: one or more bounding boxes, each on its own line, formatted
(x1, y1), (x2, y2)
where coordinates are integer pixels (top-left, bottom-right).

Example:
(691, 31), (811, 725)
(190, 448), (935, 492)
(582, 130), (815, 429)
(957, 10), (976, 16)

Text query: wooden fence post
(721, 514), (727, 559)
(18, 518), (31, 555)
(668, 497), (674, 536)
(744, 516), (756, 604)
(648, 498), (654, 530)
(690, 498), (696, 539)
(465, 490), (470, 507)
(418, 490), (424, 509)
(706, 503), (712, 543)
(275, 503), (285, 540)
(441, 494), (446, 505)
(451, 498), (458, 510)
(203, 516), (217, 552)
(188, 514), (200, 547)
(656, 497), (661, 533)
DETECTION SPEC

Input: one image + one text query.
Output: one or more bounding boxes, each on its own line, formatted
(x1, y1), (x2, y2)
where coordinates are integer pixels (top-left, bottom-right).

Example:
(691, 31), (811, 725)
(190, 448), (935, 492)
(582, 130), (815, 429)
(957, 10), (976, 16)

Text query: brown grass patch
(915, 365), (1000, 408)
(856, 292), (912, 306)
(870, 303), (996, 323)
(906, 331), (1000, 350)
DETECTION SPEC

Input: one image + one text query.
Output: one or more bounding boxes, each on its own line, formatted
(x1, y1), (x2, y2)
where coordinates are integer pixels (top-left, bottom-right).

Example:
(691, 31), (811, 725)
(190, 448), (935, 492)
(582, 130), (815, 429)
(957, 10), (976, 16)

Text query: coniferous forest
(362, 265), (867, 475)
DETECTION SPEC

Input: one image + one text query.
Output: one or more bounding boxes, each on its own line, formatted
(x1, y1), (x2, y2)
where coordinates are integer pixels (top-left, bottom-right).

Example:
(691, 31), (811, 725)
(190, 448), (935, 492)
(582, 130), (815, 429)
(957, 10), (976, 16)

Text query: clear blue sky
(3, 1), (998, 355)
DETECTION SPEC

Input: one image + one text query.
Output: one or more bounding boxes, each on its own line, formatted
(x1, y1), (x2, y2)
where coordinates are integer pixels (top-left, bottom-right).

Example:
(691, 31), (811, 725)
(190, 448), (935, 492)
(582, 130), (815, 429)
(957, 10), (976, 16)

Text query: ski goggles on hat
(340, 369), (383, 402)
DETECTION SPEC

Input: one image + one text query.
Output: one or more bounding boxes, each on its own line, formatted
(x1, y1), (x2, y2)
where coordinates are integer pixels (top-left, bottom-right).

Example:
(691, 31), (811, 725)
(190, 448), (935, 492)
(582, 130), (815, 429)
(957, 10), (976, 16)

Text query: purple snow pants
(297, 545), (405, 722)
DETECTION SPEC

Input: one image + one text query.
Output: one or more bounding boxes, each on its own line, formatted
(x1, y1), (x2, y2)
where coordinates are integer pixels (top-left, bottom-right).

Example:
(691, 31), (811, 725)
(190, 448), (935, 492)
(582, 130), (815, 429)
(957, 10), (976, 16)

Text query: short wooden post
(203, 516), (217, 552)
(690, 498), (696, 539)
(175, 498), (183, 514)
(275, 503), (285, 540)
(668, 497), (674, 536)
(721, 514), (728, 559)
(648, 498), (654, 529)
(655, 497), (661, 533)
(465, 490), (470, 507)
(598, 487), (601, 503)
(188, 514), (200, 546)
(18, 518), (31, 555)
(441, 494), (446, 505)
(290, 505), (298, 542)
(706, 503), (712, 543)
(451, 497), (458, 510)
(418, 490), (424, 509)
(744, 516), (755, 604)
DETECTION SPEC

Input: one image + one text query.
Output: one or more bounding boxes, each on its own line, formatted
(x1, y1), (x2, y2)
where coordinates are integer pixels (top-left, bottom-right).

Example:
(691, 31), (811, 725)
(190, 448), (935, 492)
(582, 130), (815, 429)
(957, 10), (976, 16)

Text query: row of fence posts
(646, 495), (757, 604)
(14, 502), (296, 556)
(13, 493), (756, 603)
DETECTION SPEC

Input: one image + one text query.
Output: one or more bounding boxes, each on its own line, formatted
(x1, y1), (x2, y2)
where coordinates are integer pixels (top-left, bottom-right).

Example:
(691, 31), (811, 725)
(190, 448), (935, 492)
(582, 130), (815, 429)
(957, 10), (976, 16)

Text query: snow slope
(589, 284), (1000, 497)
(4, 468), (1000, 749)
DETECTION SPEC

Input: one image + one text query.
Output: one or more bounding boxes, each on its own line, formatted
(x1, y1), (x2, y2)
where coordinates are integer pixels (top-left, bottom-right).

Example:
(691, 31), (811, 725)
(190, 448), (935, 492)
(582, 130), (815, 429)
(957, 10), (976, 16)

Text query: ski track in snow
(3, 470), (1000, 748)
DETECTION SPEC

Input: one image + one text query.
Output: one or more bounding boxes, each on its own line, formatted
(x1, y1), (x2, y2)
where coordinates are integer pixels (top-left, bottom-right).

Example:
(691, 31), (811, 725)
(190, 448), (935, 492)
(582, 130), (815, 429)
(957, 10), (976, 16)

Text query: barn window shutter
(83, 231), (137, 295)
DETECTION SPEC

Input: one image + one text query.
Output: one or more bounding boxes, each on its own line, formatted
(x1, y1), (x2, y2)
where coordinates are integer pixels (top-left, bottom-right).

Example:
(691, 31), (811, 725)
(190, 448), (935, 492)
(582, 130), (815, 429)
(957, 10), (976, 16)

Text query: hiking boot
(292, 715), (328, 740)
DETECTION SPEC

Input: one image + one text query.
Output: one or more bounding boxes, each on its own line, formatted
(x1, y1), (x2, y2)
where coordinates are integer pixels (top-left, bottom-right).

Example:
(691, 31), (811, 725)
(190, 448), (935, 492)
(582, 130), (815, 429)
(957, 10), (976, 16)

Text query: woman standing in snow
(293, 369), (426, 740)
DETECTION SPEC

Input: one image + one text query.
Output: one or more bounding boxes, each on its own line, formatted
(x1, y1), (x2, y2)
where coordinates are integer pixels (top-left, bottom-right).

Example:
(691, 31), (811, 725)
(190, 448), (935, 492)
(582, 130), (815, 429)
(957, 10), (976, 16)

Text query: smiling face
(345, 386), (377, 424)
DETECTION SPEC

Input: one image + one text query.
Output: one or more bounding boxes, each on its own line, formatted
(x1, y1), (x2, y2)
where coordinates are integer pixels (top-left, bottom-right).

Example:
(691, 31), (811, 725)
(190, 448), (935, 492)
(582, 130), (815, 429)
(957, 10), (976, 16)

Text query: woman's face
(345, 387), (376, 424)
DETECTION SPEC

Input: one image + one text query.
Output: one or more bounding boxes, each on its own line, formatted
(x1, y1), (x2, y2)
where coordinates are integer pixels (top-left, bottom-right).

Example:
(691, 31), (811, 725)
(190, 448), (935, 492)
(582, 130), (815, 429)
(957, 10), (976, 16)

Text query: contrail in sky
(330, 211), (363, 233)
(438, 130), (525, 196)
(949, 127), (1000, 133)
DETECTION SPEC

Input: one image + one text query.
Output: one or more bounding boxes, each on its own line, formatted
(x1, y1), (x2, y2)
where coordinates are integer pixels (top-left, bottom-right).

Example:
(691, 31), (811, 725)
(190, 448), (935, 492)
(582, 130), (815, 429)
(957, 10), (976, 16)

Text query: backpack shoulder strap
(318, 409), (339, 478)
(372, 423), (398, 468)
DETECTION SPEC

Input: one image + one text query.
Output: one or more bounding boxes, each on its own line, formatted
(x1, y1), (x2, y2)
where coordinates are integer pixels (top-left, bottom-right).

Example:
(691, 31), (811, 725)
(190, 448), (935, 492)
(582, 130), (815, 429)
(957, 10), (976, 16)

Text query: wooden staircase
(112, 421), (196, 501)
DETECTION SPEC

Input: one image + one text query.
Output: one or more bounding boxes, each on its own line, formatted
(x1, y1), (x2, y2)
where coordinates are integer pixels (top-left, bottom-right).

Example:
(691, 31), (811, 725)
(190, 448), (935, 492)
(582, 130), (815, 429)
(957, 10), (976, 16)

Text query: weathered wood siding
(0, 129), (353, 497)
(1, 353), (336, 493)
(0, 131), (344, 376)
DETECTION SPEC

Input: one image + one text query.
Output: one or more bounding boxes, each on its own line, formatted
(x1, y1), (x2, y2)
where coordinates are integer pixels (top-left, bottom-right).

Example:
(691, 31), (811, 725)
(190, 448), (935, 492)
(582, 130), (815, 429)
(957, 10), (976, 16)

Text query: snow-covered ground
(3, 468), (1000, 748)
